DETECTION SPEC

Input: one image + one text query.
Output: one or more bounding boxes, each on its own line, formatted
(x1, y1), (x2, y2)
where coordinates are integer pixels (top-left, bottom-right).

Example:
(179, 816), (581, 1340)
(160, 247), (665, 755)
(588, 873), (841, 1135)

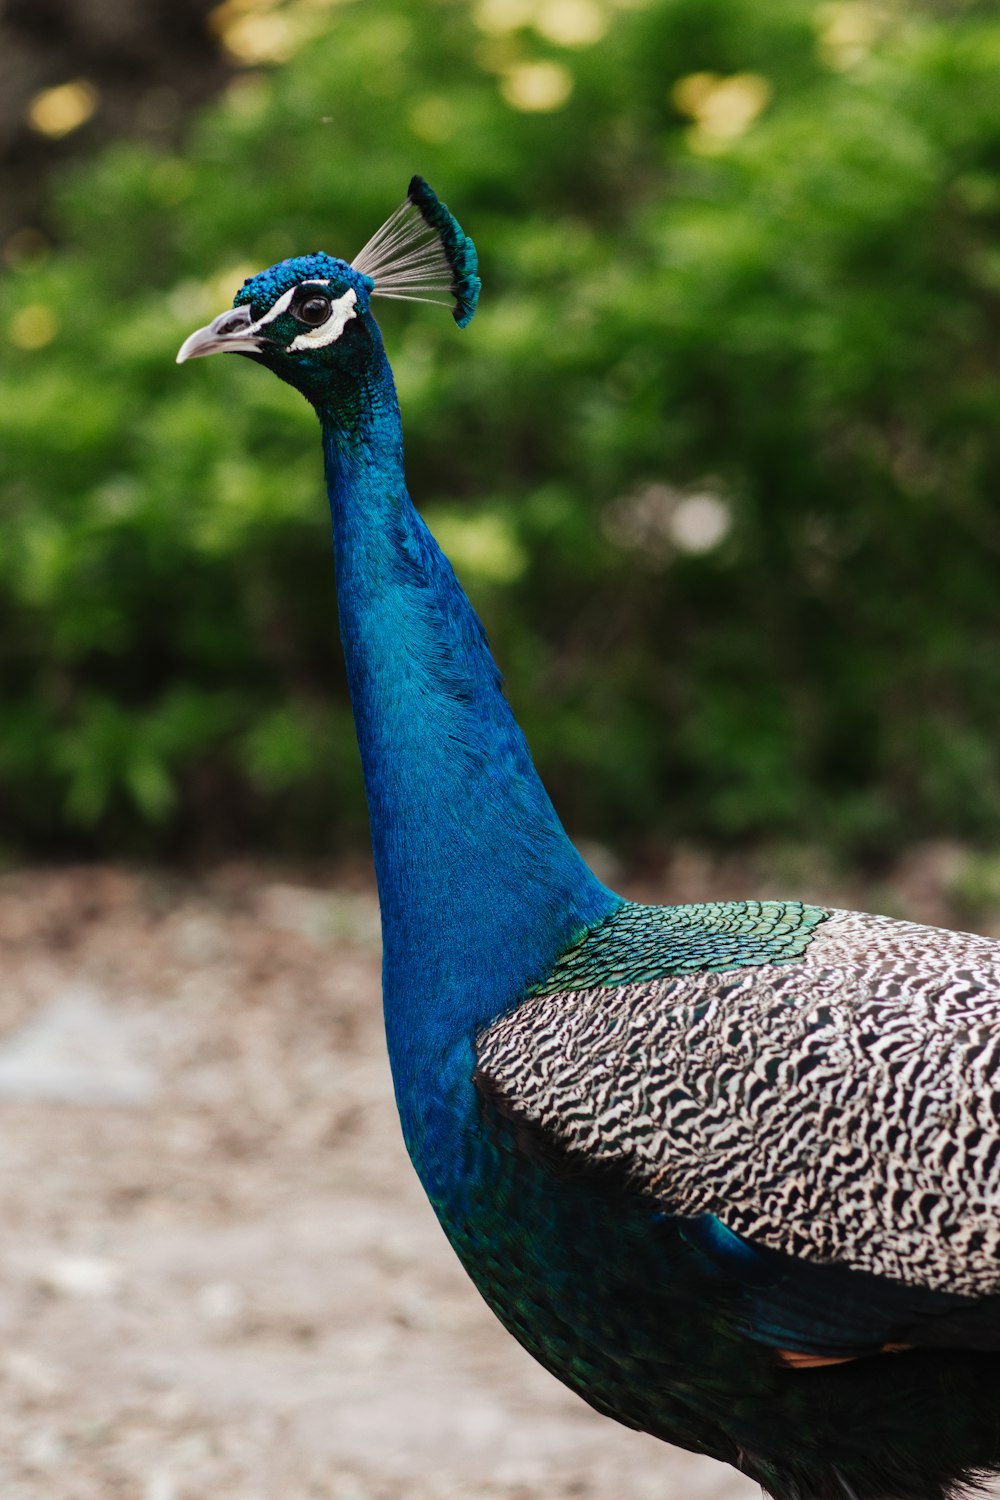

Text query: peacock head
(177, 176), (480, 409)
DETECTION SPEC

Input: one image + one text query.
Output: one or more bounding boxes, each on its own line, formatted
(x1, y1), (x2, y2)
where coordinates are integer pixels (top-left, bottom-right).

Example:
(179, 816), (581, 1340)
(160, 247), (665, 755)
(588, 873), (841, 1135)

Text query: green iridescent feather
(532, 899), (829, 994)
(407, 175), (481, 327)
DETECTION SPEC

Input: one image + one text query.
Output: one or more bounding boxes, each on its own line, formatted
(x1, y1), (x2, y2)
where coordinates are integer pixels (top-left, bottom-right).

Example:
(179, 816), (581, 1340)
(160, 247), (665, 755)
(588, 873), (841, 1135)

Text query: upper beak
(176, 304), (267, 363)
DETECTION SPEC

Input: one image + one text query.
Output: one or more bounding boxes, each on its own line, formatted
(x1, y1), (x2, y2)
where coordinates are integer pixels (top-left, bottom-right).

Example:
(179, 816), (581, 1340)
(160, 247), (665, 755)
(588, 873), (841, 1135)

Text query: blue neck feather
(317, 325), (618, 1155)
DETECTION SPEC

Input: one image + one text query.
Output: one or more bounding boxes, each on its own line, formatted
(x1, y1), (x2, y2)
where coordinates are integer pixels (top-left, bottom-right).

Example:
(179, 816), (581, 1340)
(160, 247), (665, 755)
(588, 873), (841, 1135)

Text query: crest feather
(352, 176), (480, 328)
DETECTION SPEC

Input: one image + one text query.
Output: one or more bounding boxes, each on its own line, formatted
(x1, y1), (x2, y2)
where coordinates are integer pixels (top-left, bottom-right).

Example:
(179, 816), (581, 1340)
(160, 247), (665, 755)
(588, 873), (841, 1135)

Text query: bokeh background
(4, 1), (1000, 1496)
(5, 0), (1000, 873)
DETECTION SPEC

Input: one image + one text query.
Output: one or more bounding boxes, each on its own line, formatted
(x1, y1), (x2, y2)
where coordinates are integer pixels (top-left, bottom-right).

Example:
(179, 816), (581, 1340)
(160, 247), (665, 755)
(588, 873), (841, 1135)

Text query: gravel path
(0, 853), (991, 1499)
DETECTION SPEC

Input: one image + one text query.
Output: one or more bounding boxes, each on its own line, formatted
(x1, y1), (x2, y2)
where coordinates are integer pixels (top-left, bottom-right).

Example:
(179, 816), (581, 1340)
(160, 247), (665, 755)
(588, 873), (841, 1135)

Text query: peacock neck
(318, 345), (617, 1139)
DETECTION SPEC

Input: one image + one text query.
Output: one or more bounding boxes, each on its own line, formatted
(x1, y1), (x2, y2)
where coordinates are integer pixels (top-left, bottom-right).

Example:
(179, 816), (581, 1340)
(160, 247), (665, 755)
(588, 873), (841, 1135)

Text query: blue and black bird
(179, 180), (1000, 1500)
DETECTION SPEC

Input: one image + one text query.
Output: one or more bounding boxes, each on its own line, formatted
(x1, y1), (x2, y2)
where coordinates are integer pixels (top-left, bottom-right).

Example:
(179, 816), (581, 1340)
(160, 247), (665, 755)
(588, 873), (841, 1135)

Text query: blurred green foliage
(3, 0), (1000, 859)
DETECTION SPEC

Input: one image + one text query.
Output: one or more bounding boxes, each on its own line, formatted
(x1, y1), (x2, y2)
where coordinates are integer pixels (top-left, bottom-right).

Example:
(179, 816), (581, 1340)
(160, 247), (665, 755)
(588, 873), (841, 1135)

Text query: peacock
(178, 179), (1000, 1500)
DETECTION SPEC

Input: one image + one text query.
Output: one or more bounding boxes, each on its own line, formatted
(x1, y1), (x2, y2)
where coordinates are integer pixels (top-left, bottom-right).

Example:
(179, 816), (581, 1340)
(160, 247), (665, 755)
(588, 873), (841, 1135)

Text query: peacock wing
(474, 901), (1000, 1353)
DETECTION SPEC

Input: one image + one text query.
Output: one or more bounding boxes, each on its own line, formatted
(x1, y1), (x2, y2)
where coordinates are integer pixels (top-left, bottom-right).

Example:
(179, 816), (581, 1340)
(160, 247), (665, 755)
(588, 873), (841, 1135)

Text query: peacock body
(178, 180), (1000, 1500)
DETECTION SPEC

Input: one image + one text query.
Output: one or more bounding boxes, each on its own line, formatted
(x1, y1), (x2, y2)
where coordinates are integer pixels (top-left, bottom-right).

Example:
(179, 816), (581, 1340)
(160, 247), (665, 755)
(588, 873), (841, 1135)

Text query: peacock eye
(293, 293), (331, 327)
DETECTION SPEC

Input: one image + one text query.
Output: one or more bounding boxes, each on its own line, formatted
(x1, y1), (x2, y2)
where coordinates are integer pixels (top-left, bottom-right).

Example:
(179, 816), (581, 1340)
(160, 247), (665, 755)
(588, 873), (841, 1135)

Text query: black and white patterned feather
(477, 907), (1000, 1297)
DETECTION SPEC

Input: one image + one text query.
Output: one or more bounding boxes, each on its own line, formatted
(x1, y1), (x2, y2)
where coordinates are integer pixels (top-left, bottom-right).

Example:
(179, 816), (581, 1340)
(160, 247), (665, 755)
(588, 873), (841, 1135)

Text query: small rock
(40, 1254), (122, 1299)
(145, 1472), (180, 1500)
(197, 1280), (246, 1324)
(21, 1426), (65, 1469)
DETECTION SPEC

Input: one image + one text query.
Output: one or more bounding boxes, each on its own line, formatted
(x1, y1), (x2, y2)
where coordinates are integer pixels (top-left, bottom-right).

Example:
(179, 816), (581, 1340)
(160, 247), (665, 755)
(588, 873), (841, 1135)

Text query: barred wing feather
(476, 907), (1000, 1301)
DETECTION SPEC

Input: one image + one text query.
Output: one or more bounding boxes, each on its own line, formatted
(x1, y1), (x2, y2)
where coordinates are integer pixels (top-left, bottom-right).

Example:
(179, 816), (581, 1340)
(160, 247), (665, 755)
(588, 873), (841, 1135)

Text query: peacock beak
(176, 305), (268, 363)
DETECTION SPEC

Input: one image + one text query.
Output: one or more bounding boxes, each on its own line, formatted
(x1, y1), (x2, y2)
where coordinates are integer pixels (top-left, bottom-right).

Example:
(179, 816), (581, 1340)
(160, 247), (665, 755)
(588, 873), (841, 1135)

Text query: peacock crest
(353, 175), (481, 326)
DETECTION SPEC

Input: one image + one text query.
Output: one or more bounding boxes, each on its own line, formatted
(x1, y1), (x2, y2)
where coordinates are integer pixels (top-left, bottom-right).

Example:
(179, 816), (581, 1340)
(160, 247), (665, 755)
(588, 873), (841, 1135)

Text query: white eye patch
(288, 287), (357, 351)
(249, 281), (358, 350)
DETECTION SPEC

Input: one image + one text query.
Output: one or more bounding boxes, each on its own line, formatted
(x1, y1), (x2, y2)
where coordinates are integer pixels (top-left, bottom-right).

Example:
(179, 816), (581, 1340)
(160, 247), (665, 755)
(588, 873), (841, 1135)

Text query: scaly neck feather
(317, 337), (617, 1150)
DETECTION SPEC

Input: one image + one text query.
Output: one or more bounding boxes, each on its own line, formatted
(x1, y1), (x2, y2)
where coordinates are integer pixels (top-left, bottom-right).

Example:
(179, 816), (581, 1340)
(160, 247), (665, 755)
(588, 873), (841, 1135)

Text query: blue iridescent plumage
(178, 180), (1000, 1500)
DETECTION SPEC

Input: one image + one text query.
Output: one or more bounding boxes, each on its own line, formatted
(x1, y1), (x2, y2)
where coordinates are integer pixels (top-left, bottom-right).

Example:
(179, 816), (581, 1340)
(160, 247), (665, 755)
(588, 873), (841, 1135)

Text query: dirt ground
(0, 847), (995, 1500)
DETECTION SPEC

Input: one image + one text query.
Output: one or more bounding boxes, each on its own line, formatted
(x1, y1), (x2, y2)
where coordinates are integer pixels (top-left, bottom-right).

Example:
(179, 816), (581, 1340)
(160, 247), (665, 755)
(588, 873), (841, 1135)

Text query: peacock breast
(394, 1023), (758, 1466)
